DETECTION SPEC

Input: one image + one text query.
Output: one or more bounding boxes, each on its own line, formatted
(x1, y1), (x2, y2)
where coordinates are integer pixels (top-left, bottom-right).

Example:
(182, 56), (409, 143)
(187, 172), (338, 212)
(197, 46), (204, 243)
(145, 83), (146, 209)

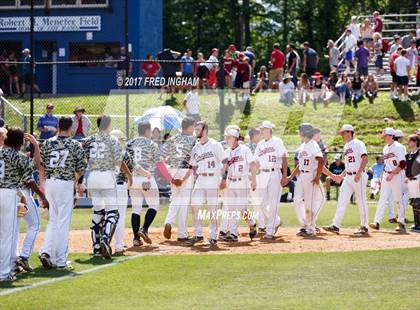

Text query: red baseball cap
(211, 48), (218, 54)
(228, 44), (236, 51)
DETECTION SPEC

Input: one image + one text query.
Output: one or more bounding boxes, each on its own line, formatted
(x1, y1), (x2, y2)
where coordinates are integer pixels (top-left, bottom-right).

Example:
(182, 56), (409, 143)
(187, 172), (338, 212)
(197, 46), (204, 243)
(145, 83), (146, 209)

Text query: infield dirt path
(23, 227), (420, 256)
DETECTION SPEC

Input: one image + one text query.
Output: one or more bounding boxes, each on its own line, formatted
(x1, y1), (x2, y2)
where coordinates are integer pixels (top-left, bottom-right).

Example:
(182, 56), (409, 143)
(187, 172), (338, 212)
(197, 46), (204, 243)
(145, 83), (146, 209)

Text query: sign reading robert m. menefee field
(0, 16), (101, 32)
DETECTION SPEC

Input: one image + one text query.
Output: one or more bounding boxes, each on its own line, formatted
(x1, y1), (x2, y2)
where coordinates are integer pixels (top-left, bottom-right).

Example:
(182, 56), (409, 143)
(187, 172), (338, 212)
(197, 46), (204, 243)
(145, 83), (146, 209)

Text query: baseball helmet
(298, 123), (314, 138)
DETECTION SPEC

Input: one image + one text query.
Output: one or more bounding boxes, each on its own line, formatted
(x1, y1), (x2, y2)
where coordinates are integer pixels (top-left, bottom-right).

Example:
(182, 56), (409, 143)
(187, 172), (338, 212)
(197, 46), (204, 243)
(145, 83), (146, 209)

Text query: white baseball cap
(383, 127), (395, 136)
(339, 124), (354, 133)
(22, 48), (30, 54)
(260, 120), (275, 129)
(225, 128), (239, 138)
(334, 154), (342, 160)
(394, 129), (403, 138)
(225, 124), (240, 133)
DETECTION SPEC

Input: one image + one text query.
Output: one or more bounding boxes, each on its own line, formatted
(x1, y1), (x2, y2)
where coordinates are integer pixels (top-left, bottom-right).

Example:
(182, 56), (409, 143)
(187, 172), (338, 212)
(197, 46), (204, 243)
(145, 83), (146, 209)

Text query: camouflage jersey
(116, 151), (134, 184)
(0, 147), (34, 189)
(125, 136), (162, 174)
(83, 132), (123, 172)
(162, 133), (196, 169)
(41, 136), (87, 181)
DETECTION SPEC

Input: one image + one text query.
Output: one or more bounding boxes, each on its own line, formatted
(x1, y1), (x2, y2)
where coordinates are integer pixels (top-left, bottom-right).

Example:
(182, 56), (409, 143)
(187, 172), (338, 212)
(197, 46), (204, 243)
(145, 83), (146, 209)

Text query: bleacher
(334, 13), (419, 90)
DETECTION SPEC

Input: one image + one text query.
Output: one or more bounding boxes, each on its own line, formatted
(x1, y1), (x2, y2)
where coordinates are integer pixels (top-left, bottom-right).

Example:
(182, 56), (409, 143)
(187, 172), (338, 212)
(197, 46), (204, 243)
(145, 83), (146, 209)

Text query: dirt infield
(24, 227), (420, 256)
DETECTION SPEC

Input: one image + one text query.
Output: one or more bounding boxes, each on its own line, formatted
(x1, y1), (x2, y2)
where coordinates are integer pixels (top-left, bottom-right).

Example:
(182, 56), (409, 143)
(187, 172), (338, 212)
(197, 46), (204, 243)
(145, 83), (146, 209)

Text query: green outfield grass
(1, 248), (419, 309)
(20, 200), (414, 233)
(5, 91), (419, 152)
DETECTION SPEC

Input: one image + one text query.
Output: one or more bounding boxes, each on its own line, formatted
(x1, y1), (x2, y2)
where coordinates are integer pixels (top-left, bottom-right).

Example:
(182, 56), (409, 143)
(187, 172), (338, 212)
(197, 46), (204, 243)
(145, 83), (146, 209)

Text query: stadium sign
(0, 16), (101, 32)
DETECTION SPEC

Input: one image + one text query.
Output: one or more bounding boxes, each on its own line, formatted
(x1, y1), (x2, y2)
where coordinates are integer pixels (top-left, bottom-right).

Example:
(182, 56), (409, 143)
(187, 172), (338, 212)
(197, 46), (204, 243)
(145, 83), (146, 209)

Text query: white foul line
(0, 254), (144, 297)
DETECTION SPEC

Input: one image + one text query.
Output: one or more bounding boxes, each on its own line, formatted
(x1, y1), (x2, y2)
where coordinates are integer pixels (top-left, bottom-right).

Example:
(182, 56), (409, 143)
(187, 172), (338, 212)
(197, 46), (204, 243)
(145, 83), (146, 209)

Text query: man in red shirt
(269, 43), (285, 89)
(141, 54), (161, 78)
(389, 47), (402, 99)
(234, 53), (251, 102)
(373, 11), (383, 33)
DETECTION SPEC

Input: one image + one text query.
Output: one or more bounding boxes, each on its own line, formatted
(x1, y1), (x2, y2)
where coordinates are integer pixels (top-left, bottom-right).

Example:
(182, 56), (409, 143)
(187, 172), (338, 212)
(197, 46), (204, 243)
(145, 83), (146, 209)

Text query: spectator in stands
(344, 29), (357, 73)
(223, 50), (234, 88)
(402, 30), (416, 49)
(364, 73), (378, 104)
(199, 48), (218, 89)
(311, 72), (325, 105)
(349, 16), (361, 38)
(389, 47), (402, 99)
(296, 73), (310, 105)
(411, 47), (420, 97)
(373, 32), (384, 75)
(196, 52), (207, 88)
(234, 53), (251, 91)
(354, 40), (370, 77)
(325, 71), (338, 102)
(360, 19), (374, 49)
(104, 49), (115, 68)
(116, 46), (132, 89)
(286, 43), (298, 85)
(20, 48), (41, 98)
(326, 40), (340, 72)
(302, 42), (319, 76)
(336, 73), (350, 104)
(6, 51), (21, 97)
(407, 40), (418, 77)
(350, 72), (364, 107)
(71, 106), (92, 140)
(368, 156), (384, 199)
(244, 46), (256, 77)
(253, 65), (268, 93)
(141, 54), (161, 80)
(278, 74), (294, 105)
(394, 49), (411, 102)
(269, 43), (285, 89)
(37, 103), (58, 140)
(157, 48), (181, 93)
(390, 35), (402, 54)
(183, 86), (200, 122)
(181, 49), (194, 78)
(325, 154), (345, 200)
(373, 11), (383, 33)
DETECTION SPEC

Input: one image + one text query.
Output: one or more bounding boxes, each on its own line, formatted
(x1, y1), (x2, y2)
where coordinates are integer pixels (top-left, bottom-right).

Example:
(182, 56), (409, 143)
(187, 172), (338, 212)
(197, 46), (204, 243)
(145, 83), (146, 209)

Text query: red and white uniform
(254, 137), (287, 236)
(294, 139), (325, 233)
(190, 138), (227, 240)
(224, 145), (255, 236)
(374, 141), (406, 224)
(332, 138), (369, 228)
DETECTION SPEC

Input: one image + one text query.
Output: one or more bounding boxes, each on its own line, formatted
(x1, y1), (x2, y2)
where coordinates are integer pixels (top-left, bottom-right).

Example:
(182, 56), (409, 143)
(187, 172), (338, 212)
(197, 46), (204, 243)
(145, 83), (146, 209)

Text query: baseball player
(285, 123), (324, 236)
(0, 127), (48, 281)
(405, 134), (419, 231)
(162, 117), (196, 241)
(246, 127), (265, 233)
(110, 129), (133, 256)
(323, 124), (369, 235)
(83, 115), (130, 259)
(370, 127), (408, 232)
(126, 122), (173, 246)
(38, 117), (87, 270)
(254, 120), (288, 240)
(13, 133), (42, 273)
(222, 127), (257, 241)
(185, 121), (227, 246)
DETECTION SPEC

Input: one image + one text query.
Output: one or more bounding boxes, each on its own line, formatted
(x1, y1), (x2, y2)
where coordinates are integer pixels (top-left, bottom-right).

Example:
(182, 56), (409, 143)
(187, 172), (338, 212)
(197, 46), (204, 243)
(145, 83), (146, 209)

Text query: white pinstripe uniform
(332, 138), (369, 228)
(374, 141), (407, 224)
(294, 139), (325, 233)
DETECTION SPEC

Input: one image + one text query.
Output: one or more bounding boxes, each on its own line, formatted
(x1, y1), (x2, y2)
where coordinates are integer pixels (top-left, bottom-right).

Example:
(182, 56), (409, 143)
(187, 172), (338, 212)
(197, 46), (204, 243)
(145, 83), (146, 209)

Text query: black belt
(200, 173), (215, 177)
(117, 181), (125, 185)
(384, 170), (392, 174)
(346, 171), (365, 175)
(300, 170), (310, 173)
(228, 177), (242, 182)
(407, 177), (418, 180)
(261, 168), (275, 172)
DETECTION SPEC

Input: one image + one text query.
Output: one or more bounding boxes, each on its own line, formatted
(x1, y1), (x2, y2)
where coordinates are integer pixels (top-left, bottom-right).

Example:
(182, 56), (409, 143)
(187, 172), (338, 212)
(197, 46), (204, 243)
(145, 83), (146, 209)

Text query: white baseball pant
(88, 171), (118, 213)
(332, 173), (369, 228)
(41, 178), (74, 267)
(130, 176), (160, 213)
(294, 171), (325, 233)
(374, 172), (405, 224)
(407, 177), (420, 198)
(114, 182), (129, 251)
(255, 170), (282, 236)
(249, 181), (265, 229)
(224, 178), (251, 236)
(0, 188), (18, 280)
(190, 175), (220, 240)
(164, 169), (193, 238)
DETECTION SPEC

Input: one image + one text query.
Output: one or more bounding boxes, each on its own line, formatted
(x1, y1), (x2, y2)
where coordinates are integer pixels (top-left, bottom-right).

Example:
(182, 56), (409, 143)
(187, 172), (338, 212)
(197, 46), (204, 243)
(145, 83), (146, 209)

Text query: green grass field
(1, 249), (419, 309)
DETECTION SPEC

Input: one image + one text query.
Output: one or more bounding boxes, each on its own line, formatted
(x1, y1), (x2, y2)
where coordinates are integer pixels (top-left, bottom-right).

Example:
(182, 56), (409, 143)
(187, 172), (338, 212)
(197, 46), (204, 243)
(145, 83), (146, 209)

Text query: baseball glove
(142, 181), (152, 191)
(17, 203), (28, 218)
(171, 178), (183, 187)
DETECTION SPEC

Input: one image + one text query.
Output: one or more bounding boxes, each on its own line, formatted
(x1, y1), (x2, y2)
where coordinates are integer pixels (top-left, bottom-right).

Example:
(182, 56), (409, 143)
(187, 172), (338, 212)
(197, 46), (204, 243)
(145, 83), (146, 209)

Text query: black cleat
(218, 231), (227, 240)
(369, 222), (380, 230)
(353, 226), (369, 236)
(184, 236), (204, 246)
(16, 256), (33, 272)
(38, 253), (54, 269)
(322, 225), (340, 234)
(388, 218), (397, 224)
(249, 224), (257, 240)
(100, 241), (112, 259)
(138, 229), (152, 244)
(225, 234), (238, 242)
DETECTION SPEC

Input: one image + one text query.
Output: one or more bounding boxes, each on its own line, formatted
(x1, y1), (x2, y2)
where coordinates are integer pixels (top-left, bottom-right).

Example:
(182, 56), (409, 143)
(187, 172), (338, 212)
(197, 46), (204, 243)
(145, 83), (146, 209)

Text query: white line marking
(0, 254), (144, 297)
